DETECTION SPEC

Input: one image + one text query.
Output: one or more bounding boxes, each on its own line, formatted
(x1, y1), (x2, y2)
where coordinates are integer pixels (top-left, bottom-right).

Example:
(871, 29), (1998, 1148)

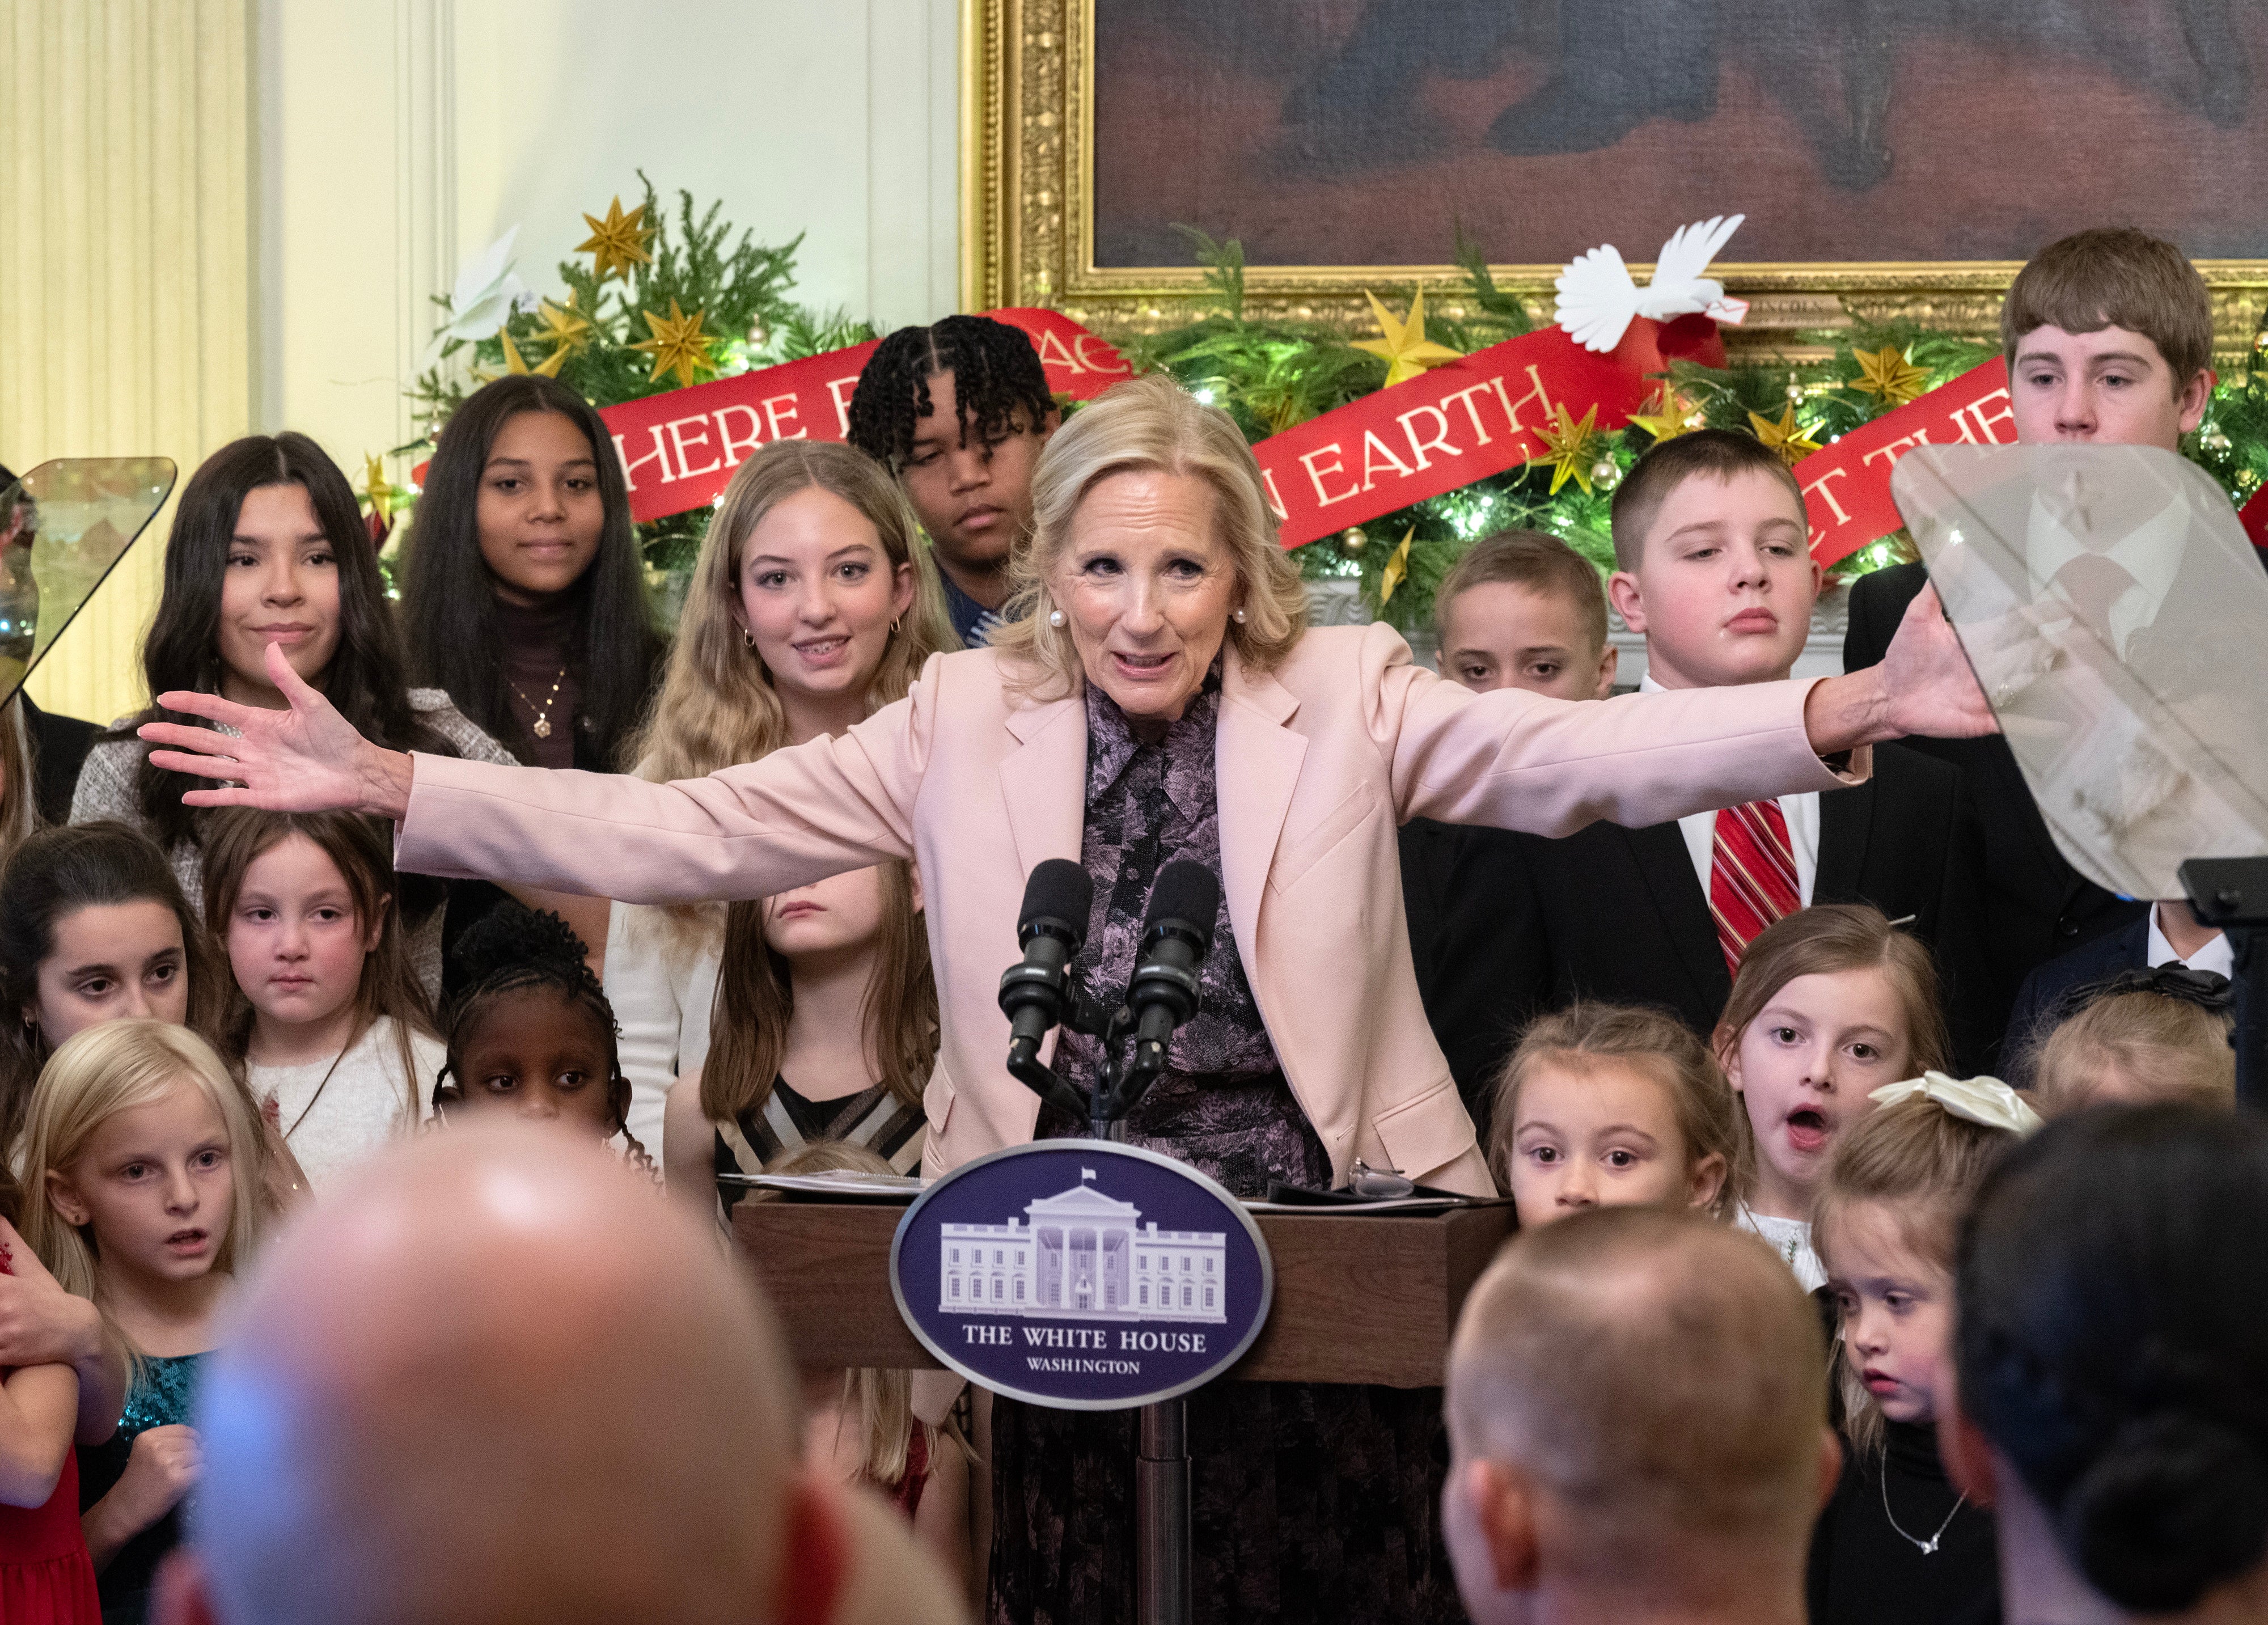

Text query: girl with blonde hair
(22, 1019), (263, 1618)
(608, 440), (953, 1155)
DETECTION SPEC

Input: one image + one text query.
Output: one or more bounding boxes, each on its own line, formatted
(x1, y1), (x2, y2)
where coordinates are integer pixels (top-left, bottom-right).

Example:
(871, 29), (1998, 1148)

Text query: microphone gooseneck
(998, 860), (1094, 1122)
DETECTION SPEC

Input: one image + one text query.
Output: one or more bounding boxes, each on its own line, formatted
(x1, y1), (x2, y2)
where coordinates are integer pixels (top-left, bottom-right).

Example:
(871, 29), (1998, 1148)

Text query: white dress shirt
(1642, 674), (1820, 904)
(2147, 903), (2235, 979)
(2024, 488), (2189, 661)
(601, 899), (723, 1158)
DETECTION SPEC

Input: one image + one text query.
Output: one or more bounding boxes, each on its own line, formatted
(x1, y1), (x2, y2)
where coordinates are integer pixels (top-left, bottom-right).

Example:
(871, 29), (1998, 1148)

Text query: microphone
(1125, 860), (1220, 1069)
(998, 860), (1093, 1073)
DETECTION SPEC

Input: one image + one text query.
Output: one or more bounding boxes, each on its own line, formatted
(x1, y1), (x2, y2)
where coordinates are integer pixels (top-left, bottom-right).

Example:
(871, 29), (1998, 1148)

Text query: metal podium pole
(1136, 1398), (1192, 1625)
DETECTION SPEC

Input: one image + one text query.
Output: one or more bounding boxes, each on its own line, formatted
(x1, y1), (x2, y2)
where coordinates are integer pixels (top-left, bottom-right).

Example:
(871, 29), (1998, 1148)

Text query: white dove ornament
(1554, 214), (1748, 354)
(424, 227), (534, 366)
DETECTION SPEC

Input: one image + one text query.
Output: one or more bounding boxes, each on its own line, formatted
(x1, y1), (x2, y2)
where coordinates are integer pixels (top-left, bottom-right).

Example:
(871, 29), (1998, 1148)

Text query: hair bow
(2074, 964), (2234, 1014)
(1869, 1071), (2043, 1136)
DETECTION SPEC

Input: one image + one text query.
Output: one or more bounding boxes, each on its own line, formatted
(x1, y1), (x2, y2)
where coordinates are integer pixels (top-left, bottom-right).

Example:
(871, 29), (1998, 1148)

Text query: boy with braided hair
(847, 315), (1059, 645)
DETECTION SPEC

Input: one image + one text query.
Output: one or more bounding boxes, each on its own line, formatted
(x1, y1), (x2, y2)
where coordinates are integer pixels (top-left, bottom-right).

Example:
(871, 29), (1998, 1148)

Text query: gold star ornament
(1353, 289), (1462, 388)
(361, 455), (393, 528)
(1378, 527), (1416, 606)
(577, 196), (655, 282)
(1850, 344), (1930, 408)
(530, 293), (593, 375)
(630, 298), (716, 388)
(1748, 404), (1822, 466)
(1626, 383), (1696, 443)
(1529, 403), (1602, 494)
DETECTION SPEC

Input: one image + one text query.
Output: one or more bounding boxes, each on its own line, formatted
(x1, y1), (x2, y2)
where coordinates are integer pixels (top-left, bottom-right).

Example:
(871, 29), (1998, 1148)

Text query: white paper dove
(1554, 214), (1748, 353)
(424, 227), (534, 366)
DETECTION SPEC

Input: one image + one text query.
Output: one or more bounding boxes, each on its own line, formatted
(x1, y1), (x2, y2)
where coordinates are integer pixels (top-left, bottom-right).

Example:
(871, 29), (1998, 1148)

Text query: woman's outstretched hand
(138, 641), (415, 821)
(1804, 582), (1997, 754)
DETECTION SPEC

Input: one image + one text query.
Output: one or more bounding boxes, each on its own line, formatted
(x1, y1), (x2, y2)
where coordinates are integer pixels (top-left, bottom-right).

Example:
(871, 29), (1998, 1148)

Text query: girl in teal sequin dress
(20, 1021), (265, 1625)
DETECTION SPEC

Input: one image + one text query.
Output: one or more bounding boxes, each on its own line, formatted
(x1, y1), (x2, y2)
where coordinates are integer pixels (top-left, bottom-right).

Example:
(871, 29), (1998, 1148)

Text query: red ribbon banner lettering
(1792, 359), (2014, 569)
(1251, 326), (1653, 551)
(599, 307), (1130, 523)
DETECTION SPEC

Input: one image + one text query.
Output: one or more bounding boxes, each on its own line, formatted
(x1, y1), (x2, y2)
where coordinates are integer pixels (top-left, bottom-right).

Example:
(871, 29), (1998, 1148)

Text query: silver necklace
(1881, 1466), (1966, 1556)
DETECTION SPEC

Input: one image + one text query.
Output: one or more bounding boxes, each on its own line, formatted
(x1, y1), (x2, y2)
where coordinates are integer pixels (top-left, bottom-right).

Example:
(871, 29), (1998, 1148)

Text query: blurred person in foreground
(151, 1122), (965, 1625)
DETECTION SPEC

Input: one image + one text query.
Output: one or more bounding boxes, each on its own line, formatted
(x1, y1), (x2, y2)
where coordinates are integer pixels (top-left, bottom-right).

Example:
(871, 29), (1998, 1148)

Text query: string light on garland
(577, 196), (656, 282)
(1530, 403), (1603, 494)
(1378, 526), (1416, 604)
(1851, 345), (1929, 407)
(1749, 404), (1823, 467)
(630, 298), (716, 388)
(1353, 289), (1462, 388)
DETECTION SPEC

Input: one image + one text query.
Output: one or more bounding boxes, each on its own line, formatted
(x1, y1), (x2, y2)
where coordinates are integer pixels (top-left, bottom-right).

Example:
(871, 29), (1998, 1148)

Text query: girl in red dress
(0, 1207), (100, 1624)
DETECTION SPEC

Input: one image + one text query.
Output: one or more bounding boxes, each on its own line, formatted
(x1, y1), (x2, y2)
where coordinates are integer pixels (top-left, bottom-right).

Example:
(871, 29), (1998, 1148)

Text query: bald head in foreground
(153, 1123), (966, 1625)
(1444, 1207), (1839, 1625)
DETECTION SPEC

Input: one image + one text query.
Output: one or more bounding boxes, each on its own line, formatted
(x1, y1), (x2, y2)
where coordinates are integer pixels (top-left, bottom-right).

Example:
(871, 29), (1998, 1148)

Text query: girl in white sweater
(202, 809), (444, 1191)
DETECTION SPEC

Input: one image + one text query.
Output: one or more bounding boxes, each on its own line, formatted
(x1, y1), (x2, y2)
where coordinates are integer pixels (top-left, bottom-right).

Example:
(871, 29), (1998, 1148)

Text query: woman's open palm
(139, 641), (409, 818)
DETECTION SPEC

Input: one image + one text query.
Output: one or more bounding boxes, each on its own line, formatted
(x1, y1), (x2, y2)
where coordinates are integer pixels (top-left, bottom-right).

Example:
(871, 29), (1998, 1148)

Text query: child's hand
(112, 1425), (200, 1531)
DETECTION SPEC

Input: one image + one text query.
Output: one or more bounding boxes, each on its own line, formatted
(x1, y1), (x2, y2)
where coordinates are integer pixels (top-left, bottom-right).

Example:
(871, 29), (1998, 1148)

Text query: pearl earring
(1233, 607), (1248, 624)
(1048, 608), (1067, 628)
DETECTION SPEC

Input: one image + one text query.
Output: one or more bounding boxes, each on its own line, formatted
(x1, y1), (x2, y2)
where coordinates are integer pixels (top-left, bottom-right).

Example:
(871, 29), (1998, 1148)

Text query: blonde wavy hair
(991, 372), (1308, 698)
(19, 1019), (263, 1309)
(625, 439), (955, 946)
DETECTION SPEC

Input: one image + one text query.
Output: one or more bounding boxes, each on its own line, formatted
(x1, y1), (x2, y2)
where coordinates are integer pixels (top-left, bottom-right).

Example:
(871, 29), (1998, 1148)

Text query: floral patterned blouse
(1042, 672), (1330, 1198)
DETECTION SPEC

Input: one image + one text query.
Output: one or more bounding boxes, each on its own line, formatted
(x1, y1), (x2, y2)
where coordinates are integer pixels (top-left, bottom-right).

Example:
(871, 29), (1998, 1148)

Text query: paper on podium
(0, 459), (176, 707)
(1890, 443), (2268, 902)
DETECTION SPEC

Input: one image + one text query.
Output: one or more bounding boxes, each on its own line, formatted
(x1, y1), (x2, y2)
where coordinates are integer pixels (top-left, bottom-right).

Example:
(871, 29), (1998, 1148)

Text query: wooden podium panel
(734, 1199), (1516, 1389)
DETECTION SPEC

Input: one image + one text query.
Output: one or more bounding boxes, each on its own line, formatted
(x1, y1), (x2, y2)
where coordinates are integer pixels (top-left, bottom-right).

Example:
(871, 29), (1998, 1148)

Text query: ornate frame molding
(962, 0), (2268, 358)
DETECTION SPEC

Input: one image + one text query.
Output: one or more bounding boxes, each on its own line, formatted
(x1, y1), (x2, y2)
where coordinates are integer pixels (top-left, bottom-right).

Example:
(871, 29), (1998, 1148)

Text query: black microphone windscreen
(1142, 860), (1220, 947)
(1020, 859), (1093, 933)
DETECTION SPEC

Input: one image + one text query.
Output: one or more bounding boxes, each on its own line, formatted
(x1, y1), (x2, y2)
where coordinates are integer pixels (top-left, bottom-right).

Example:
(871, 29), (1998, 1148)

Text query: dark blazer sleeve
(1411, 823), (1552, 1139)
(1841, 561), (1927, 674)
(19, 696), (99, 827)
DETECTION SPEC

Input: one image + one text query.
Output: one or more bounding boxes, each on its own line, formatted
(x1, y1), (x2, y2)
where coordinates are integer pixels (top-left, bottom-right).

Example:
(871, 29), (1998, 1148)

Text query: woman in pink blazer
(149, 373), (1987, 1625)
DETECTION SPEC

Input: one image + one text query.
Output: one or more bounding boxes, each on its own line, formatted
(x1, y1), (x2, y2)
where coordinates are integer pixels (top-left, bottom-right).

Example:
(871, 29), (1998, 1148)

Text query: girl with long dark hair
(398, 375), (664, 771)
(70, 434), (515, 990)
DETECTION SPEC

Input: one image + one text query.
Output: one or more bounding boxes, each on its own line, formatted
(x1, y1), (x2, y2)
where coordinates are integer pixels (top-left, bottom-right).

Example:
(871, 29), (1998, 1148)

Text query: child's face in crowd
(225, 835), (379, 1034)
(1725, 968), (1912, 1218)
(1825, 1199), (1953, 1427)
(28, 902), (189, 1048)
(45, 1079), (233, 1285)
(217, 483), (342, 705)
(1610, 469), (1822, 690)
(735, 487), (916, 709)
(1503, 1058), (1724, 1227)
(477, 410), (605, 606)
(2009, 325), (2210, 452)
(763, 865), (902, 959)
(895, 369), (1051, 577)
(1440, 582), (1616, 701)
(450, 988), (621, 1140)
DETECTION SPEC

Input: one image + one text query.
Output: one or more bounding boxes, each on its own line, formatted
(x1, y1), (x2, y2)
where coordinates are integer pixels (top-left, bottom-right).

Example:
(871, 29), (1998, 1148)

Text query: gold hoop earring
(890, 617), (901, 636)
(742, 628), (755, 650)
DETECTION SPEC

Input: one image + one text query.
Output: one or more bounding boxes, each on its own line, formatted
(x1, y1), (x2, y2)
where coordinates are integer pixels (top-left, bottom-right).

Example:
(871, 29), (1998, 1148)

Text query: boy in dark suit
(1410, 431), (1987, 1123)
(1843, 228), (2226, 1052)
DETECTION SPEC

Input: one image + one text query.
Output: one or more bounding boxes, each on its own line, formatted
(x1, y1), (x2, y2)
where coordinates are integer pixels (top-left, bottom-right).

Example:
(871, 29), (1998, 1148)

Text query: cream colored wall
(2, 0), (255, 726)
(259, 0), (963, 490)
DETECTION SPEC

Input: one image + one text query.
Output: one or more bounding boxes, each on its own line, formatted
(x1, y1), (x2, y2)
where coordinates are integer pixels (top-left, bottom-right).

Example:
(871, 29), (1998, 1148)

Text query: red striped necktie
(1710, 799), (1800, 975)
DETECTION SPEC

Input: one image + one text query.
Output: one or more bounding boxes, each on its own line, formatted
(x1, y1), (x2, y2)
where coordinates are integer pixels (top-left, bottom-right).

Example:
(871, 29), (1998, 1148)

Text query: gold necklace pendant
(532, 716), (552, 738)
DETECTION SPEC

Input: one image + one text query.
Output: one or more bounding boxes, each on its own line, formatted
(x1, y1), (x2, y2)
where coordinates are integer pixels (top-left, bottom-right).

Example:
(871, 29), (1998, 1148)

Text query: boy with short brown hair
(1846, 227), (2222, 1058)
(1433, 530), (1617, 701)
(1414, 430), (1987, 1114)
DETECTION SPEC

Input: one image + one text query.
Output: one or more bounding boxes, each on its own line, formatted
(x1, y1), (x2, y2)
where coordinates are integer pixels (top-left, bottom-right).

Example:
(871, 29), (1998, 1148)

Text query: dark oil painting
(1091, 0), (2268, 268)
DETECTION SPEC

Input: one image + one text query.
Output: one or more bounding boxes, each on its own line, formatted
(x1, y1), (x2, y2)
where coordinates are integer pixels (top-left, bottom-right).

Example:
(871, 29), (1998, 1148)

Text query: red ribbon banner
(596, 308), (1131, 523)
(1792, 359), (2015, 569)
(2240, 483), (2268, 552)
(1252, 326), (1653, 551)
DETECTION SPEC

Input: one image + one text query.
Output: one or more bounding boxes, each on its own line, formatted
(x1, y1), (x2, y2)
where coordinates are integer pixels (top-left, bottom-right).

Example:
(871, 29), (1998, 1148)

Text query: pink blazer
(397, 623), (1857, 1195)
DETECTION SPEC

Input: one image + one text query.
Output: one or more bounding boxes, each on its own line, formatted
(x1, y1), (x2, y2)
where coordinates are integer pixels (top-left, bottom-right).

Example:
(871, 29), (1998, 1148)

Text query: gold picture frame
(960, 0), (2268, 360)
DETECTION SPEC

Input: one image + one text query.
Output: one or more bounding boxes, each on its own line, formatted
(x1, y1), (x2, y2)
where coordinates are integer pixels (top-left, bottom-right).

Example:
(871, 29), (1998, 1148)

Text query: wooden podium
(733, 1197), (1515, 1384)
